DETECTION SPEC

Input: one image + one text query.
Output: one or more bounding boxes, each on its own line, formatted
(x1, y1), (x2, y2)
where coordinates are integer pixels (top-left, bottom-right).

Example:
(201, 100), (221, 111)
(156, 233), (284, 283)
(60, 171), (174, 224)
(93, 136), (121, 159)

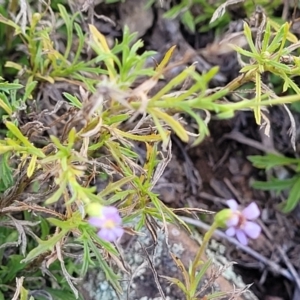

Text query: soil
(186, 117), (296, 300)
(151, 111), (300, 300)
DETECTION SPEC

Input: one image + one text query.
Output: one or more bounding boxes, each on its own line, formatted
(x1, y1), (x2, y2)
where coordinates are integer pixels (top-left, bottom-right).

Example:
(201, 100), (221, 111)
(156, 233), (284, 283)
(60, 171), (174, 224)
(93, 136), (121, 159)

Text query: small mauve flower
(88, 206), (124, 242)
(225, 199), (261, 245)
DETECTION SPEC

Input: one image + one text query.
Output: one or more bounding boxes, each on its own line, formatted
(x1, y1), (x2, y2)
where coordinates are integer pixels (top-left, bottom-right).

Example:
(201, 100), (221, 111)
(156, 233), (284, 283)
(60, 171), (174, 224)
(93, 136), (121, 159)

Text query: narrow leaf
(148, 108), (188, 142)
(282, 176), (300, 213)
(159, 275), (187, 293)
(156, 45), (176, 73)
(190, 259), (212, 295)
(45, 182), (66, 205)
(21, 230), (68, 264)
(254, 72), (261, 125)
(89, 24), (115, 80)
(113, 128), (162, 142)
(5, 121), (32, 147)
(98, 175), (136, 198)
(243, 22), (258, 55)
(0, 96), (12, 115)
(252, 178), (296, 192)
(27, 155), (37, 178)
(248, 154), (298, 169)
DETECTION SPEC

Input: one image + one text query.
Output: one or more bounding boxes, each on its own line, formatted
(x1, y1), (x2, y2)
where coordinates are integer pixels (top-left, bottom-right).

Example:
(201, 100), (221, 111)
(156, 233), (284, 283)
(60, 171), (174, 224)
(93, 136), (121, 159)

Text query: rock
(118, 0), (154, 40)
(79, 220), (259, 300)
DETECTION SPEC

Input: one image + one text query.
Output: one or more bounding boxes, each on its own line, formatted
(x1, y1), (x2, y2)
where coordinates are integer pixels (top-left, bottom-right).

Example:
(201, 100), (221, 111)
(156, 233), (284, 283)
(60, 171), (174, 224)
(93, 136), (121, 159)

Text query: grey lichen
(81, 219), (258, 300)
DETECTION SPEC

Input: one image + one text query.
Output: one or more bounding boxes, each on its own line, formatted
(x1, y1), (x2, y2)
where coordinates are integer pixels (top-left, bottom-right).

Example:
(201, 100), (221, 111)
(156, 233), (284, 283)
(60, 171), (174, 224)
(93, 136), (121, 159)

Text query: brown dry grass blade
(139, 242), (167, 300)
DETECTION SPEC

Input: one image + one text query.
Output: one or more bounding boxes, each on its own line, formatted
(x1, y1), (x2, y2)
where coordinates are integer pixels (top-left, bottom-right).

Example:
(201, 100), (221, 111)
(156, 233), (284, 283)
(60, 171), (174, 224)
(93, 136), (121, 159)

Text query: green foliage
(89, 24), (156, 88)
(0, 222), (82, 299)
(227, 18), (300, 124)
(249, 154), (300, 213)
(162, 0), (282, 33)
(0, 151), (13, 192)
(161, 258), (219, 300)
(163, 0), (231, 33)
(0, 78), (24, 117)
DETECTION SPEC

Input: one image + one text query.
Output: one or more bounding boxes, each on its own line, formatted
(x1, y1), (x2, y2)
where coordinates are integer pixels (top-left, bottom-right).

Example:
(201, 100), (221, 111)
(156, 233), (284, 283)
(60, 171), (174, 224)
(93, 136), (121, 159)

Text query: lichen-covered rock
(80, 221), (258, 300)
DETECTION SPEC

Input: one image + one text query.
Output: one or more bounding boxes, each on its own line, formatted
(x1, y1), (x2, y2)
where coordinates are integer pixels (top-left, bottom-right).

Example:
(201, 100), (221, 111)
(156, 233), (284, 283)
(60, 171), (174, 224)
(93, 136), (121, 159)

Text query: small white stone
(171, 227), (180, 236)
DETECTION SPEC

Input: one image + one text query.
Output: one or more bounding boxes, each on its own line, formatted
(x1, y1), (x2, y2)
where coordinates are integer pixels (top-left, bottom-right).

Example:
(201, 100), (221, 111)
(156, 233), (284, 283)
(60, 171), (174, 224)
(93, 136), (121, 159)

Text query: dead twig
(258, 220), (300, 292)
(199, 192), (228, 205)
(172, 136), (202, 194)
(222, 131), (280, 155)
(12, 277), (25, 300)
(1, 201), (65, 220)
(223, 178), (242, 203)
(139, 242), (167, 300)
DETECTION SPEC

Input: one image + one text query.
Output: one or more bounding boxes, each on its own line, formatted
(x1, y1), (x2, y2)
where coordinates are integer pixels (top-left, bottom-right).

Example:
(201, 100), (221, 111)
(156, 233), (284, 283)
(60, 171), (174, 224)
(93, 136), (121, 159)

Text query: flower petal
(97, 226), (124, 242)
(242, 202), (260, 220)
(236, 229), (248, 245)
(110, 214), (122, 225)
(102, 206), (118, 216)
(226, 199), (238, 211)
(243, 221), (261, 239)
(225, 227), (236, 237)
(227, 214), (239, 227)
(114, 227), (124, 238)
(98, 228), (116, 242)
(88, 217), (103, 227)
(98, 206), (122, 225)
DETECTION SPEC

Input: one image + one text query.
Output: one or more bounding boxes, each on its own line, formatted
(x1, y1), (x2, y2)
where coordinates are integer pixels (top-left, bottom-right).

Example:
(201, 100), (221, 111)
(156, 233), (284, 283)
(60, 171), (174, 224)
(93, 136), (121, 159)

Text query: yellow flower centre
(103, 219), (115, 229)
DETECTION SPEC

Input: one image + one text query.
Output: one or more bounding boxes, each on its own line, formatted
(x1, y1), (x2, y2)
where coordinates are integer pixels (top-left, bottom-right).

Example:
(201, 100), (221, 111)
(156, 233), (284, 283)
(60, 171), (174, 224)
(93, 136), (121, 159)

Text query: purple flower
(88, 206), (124, 242)
(225, 199), (261, 245)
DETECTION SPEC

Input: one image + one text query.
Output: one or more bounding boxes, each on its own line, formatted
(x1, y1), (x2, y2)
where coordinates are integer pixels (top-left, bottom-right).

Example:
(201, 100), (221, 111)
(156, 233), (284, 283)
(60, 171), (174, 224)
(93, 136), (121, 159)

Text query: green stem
(190, 221), (218, 283)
